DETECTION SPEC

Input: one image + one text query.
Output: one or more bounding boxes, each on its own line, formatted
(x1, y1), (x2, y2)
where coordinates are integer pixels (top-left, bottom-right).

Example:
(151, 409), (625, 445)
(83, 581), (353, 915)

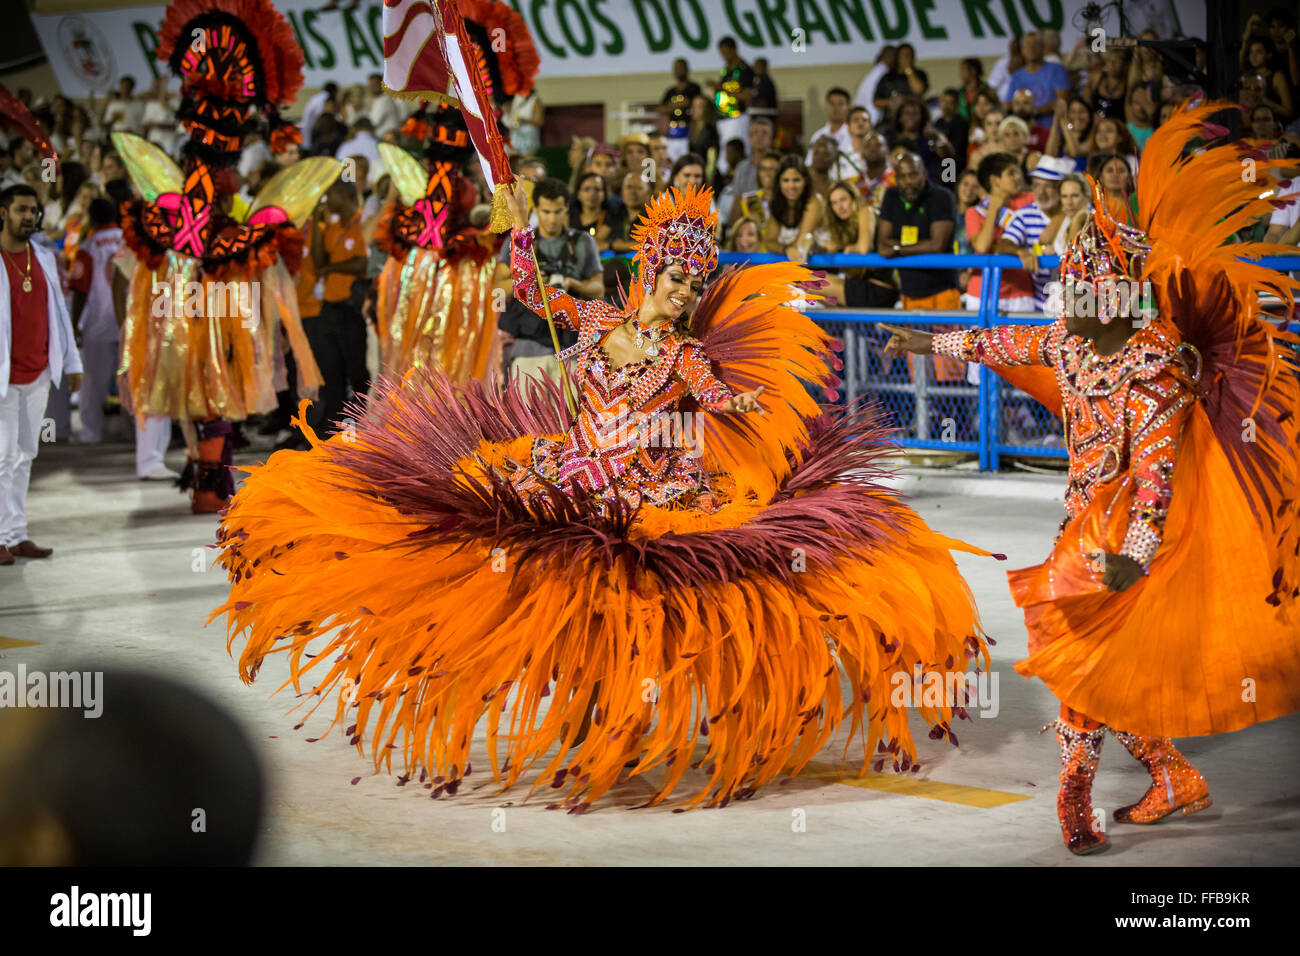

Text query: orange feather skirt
(212, 371), (1000, 810)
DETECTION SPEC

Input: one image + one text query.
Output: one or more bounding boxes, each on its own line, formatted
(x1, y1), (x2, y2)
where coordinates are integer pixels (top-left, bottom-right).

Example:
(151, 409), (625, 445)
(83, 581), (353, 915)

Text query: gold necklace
(3, 245), (32, 293)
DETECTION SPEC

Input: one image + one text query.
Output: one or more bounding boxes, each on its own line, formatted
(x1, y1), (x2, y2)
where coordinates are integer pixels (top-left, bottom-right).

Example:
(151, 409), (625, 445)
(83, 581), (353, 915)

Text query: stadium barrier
(602, 250), (1300, 471)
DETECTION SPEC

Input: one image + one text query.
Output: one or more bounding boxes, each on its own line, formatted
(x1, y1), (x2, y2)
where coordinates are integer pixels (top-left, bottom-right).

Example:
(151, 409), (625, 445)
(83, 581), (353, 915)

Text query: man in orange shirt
(305, 179), (368, 434)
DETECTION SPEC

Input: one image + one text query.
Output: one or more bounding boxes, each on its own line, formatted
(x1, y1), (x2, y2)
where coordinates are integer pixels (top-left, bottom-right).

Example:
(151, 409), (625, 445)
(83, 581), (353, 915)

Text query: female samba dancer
(215, 181), (1001, 811)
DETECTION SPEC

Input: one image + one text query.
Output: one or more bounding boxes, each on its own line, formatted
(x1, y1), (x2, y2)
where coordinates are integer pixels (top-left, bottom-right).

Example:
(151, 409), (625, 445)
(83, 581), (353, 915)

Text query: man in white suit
(0, 183), (82, 565)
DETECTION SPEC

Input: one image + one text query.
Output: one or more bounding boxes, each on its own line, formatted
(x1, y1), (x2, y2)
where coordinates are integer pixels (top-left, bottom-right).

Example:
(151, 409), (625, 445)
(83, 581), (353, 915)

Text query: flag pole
(525, 232), (579, 419)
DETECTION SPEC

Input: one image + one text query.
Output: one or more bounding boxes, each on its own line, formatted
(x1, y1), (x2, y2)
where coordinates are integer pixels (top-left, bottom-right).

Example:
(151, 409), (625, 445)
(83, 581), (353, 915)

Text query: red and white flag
(383, 0), (513, 226)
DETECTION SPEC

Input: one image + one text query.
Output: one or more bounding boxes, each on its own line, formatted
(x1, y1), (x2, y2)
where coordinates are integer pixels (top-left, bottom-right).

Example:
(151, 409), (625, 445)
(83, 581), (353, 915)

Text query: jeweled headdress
(627, 185), (719, 305)
(1058, 175), (1152, 322)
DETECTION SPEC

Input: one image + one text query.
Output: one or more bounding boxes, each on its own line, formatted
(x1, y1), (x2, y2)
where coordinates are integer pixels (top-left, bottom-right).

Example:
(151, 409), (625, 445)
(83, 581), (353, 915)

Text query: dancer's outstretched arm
(680, 340), (766, 412)
(505, 180), (608, 334)
(882, 322), (1062, 367)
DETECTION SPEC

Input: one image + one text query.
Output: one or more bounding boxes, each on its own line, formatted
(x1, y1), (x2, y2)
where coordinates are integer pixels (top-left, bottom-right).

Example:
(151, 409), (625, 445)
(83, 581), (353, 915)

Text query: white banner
(29, 0), (1203, 98)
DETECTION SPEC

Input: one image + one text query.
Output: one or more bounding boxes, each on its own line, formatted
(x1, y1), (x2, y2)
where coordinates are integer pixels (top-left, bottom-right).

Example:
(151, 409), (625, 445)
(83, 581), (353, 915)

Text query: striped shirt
(1003, 201), (1052, 309)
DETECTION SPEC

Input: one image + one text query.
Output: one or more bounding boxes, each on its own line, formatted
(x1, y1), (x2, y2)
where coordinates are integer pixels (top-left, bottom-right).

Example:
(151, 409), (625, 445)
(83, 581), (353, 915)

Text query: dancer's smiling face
(651, 263), (703, 322)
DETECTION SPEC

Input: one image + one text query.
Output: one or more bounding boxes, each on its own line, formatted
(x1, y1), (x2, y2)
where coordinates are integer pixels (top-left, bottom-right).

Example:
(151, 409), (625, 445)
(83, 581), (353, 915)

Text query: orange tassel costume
(933, 102), (1300, 852)
(214, 186), (1002, 810)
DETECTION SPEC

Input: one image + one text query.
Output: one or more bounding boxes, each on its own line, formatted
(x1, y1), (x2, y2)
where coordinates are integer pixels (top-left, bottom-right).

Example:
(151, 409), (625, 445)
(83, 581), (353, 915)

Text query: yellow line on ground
(801, 762), (1032, 808)
(0, 637), (41, 649)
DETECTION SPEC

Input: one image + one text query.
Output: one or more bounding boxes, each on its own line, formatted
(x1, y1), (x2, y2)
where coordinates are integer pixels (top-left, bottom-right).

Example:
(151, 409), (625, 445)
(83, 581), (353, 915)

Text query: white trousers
(0, 367), (52, 547)
(136, 416), (172, 477)
(78, 338), (119, 443)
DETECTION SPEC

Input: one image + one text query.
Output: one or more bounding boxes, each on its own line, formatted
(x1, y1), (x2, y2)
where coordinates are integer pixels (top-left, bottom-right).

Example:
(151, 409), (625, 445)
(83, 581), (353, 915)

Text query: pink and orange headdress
(626, 185), (719, 307)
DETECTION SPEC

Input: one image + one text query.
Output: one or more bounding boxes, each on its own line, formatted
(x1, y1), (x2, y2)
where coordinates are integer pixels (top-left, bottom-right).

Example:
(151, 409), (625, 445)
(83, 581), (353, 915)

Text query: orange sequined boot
(1109, 730), (1212, 824)
(1047, 710), (1108, 855)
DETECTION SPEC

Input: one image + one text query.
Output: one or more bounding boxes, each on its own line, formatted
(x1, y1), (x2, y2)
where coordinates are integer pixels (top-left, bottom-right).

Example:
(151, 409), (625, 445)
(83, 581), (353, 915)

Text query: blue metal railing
(597, 251), (1300, 470)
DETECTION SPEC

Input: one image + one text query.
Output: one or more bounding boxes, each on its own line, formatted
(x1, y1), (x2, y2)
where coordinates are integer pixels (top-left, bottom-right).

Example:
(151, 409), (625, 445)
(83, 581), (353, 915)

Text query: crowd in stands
(2, 10), (1298, 443)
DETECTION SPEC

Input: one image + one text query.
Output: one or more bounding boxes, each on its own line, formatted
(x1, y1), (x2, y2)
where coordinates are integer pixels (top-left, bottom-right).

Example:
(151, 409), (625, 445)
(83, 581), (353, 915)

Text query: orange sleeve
(679, 341), (733, 407)
(932, 322), (1062, 367)
(509, 226), (602, 333)
(1118, 371), (1195, 569)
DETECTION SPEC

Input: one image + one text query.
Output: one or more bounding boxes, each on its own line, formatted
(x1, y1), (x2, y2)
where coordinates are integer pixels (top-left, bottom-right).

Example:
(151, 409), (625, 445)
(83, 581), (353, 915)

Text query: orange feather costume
(933, 102), (1300, 852)
(214, 186), (1001, 810)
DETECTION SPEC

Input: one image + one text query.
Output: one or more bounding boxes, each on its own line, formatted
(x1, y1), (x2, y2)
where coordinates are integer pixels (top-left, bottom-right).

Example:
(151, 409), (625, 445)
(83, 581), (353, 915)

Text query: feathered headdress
(1059, 175), (1152, 321)
(156, 0), (305, 164)
(626, 185), (719, 308)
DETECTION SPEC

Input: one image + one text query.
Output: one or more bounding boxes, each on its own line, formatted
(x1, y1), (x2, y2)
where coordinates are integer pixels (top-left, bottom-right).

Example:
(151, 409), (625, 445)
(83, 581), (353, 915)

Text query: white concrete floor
(4, 434), (1298, 866)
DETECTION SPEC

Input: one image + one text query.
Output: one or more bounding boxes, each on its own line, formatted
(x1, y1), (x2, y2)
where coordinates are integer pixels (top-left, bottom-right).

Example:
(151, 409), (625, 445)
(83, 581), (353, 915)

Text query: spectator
(1009, 89), (1051, 152)
(1263, 193), (1300, 251)
(505, 86), (544, 156)
(728, 149), (779, 231)
(1090, 117), (1139, 176)
(335, 117), (379, 165)
(1128, 29), (1171, 105)
(1039, 171), (1092, 257)
(567, 135), (595, 185)
(877, 152), (964, 387)
(967, 98), (1004, 167)
(42, 161), (87, 239)
(1087, 49), (1129, 121)
(841, 106), (873, 177)
(513, 154), (548, 182)
(728, 115), (774, 201)
(611, 171), (651, 253)
(141, 76), (180, 155)
(669, 152), (707, 193)
(805, 136), (841, 200)
(618, 133), (650, 182)
(750, 57), (778, 114)
(570, 171), (621, 253)
(310, 113), (347, 159)
(818, 181), (895, 310)
(934, 88), (970, 172)
(997, 157), (1068, 311)
(724, 215), (763, 253)
(687, 94), (719, 171)
(98, 153), (126, 188)
(715, 138), (746, 195)
(300, 82), (338, 150)
(1, 142), (29, 190)
(854, 46), (896, 127)
(957, 57), (996, 120)
(1006, 32), (1070, 121)
(102, 75), (144, 135)
(585, 143), (621, 196)
(988, 36), (1025, 103)
(1041, 28), (1064, 65)
(874, 43), (928, 127)
(1090, 152), (1137, 216)
(366, 73), (404, 137)
(1126, 85), (1157, 152)
(806, 87), (854, 161)
(493, 177), (602, 382)
(648, 134), (671, 192)
(964, 151), (1035, 312)
(953, 168), (982, 294)
(996, 116), (1031, 171)
(1242, 30), (1295, 119)
(857, 131), (893, 210)
(659, 58), (702, 162)
(1250, 105), (1300, 161)
(1045, 95), (1095, 171)
(305, 178), (368, 435)
(890, 94), (952, 184)
(764, 155), (826, 263)
(709, 36), (754, 171)
(1262, 8), (1299, 91)
(67, 198), (122, 445)
(237, 130), (272, 183)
